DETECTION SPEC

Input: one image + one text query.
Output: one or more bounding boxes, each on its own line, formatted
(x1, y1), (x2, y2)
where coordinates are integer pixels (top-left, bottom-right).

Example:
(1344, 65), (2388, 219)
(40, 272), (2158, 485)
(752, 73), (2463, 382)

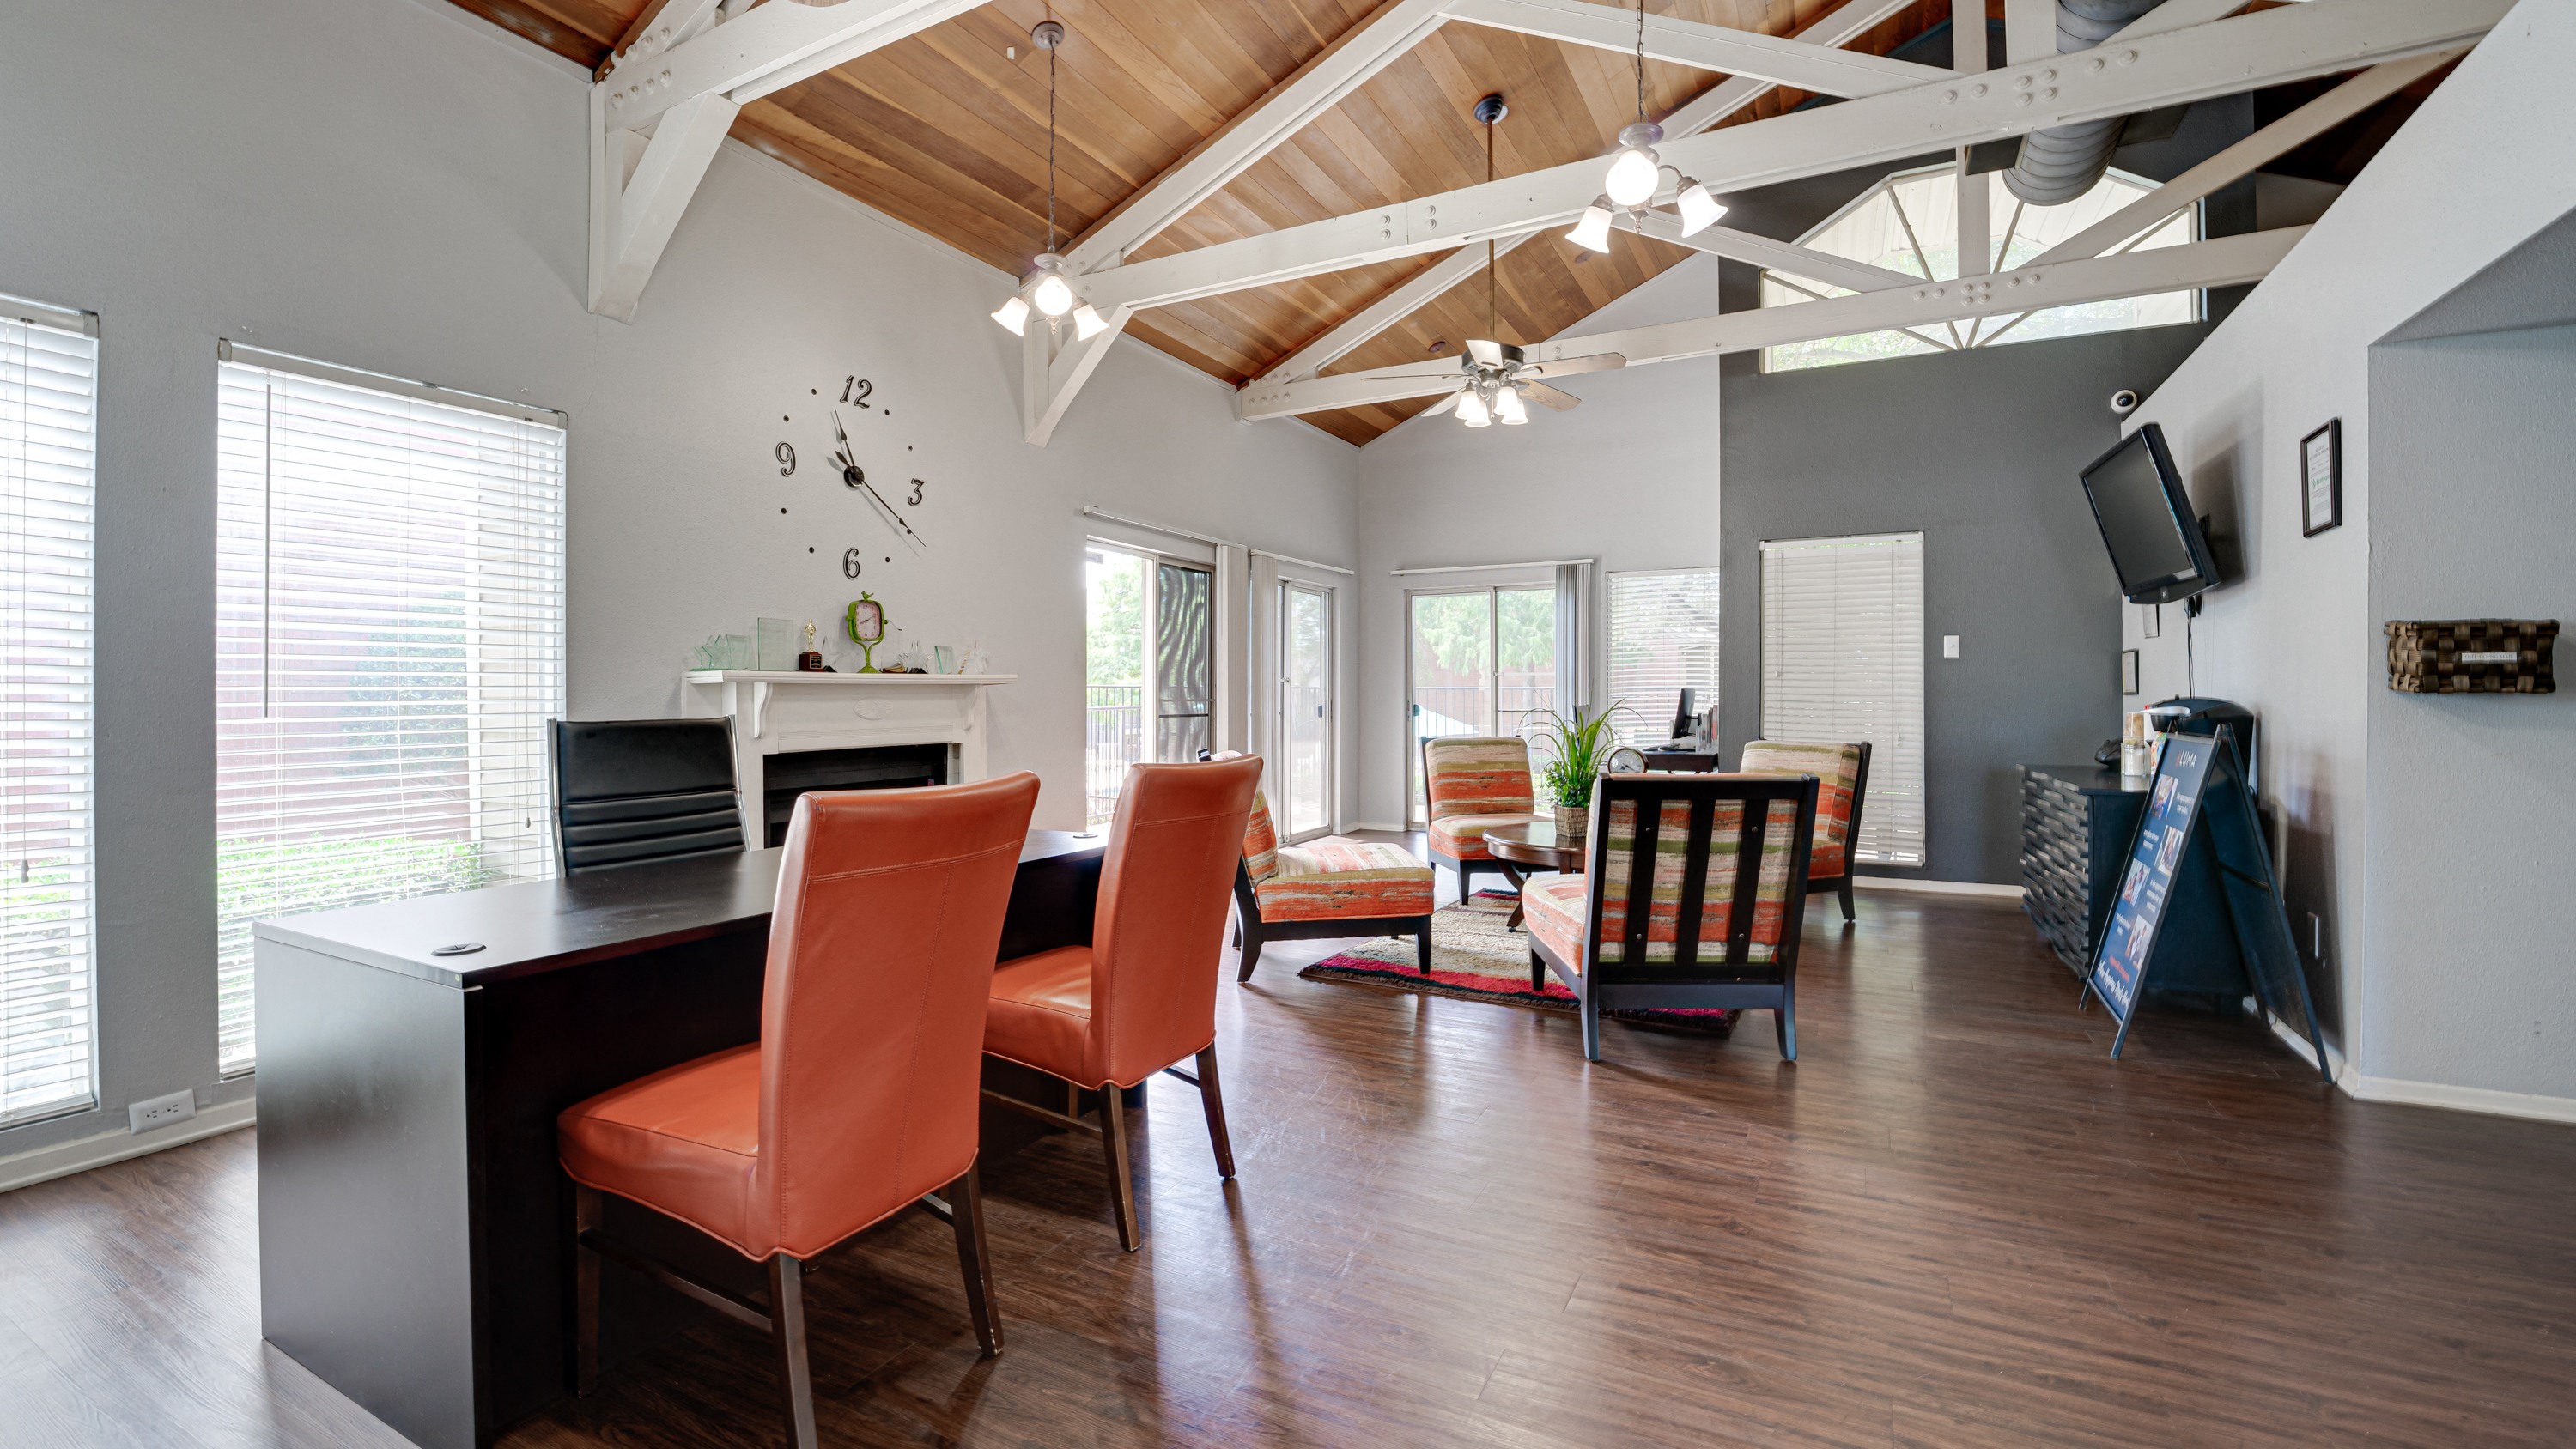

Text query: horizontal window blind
(0, 303), (97, 1125)
(216, 351), (565, 1073)
(1607, 568), (1721, 749)
(1760, 534), (1924, 865)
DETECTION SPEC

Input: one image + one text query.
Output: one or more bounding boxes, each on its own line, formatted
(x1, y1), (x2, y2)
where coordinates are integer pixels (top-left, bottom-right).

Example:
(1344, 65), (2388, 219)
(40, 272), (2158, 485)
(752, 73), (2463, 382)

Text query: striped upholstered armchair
(1421, 736), (1546, 904)
(1734, 740), (1870, 924)
(1228, 771), (1433, 984)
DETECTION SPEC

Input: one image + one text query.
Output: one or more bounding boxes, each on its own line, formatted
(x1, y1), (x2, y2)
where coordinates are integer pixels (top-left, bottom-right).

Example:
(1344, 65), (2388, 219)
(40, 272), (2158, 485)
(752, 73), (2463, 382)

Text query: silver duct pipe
(2001, 0), (2169, 205)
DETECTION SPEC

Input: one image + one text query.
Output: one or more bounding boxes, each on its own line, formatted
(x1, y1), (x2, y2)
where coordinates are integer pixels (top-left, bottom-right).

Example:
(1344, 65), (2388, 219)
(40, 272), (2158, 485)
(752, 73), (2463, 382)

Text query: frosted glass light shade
(1072, 303), (1108, 339)
(1032, 272), (1075, 318)
(1566, 200), (1614, 254)
(992, 295), (1031, 333)
(1676, 181), (1727, 236)
(1495, 385), (1528, 425)
(1456, 388), (1491, 427)
(1604, 146), (1660, 207)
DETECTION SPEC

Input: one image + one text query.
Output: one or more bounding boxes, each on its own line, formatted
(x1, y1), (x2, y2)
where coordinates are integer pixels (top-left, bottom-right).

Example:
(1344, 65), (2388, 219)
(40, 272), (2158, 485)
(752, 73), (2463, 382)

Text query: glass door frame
(1277, 579), (1334, 844)
(1403, 583), (1558, 827)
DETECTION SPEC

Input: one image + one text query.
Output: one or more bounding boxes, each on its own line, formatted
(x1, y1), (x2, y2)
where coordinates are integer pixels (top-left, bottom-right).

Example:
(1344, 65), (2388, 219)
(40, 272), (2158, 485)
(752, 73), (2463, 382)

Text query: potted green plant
(1525, 702), (1629, 849)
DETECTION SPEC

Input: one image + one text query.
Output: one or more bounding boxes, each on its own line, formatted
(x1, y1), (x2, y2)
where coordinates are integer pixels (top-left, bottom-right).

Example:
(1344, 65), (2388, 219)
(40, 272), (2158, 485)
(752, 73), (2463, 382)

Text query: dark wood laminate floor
(5, 877), (2573, 1449)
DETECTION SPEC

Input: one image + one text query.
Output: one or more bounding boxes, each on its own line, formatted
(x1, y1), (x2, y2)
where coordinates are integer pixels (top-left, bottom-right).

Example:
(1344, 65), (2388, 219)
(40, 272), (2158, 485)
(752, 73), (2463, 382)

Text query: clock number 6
(907, 479), (925, 506)
(841, 548), (863, 580)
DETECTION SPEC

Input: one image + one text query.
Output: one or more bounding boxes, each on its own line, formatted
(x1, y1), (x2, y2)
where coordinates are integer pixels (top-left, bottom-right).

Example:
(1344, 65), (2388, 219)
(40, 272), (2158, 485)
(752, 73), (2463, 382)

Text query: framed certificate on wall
(2301, 420), (2342, 537)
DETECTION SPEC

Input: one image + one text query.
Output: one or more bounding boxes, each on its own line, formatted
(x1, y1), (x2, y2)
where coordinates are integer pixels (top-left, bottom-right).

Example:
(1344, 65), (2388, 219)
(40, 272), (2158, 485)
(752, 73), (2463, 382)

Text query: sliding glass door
(1406, 585), (1555, 825)
(1084, 545), (1212, 828)
(1279, 582), (1332, 840)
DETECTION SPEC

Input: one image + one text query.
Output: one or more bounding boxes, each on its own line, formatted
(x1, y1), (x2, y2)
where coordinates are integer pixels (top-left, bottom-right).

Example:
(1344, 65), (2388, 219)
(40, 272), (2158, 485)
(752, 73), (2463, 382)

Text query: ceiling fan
(1405, 93), (1625, 427)
(1416, 340), (1627, 427)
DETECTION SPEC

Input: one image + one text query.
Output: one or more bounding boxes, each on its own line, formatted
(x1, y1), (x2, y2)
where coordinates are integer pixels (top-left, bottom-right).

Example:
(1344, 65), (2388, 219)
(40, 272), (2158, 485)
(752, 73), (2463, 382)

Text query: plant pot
(1552, 803), (1589, 850)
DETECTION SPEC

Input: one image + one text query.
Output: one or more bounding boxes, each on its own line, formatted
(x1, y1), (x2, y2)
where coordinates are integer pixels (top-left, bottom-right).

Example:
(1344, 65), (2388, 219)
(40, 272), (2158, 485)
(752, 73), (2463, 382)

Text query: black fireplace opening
(762, 743), (951, 846)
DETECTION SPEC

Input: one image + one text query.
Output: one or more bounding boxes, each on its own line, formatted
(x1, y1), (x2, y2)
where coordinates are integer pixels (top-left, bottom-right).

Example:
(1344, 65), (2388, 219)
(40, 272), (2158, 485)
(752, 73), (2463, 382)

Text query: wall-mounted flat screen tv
(2080, 422), (2218, 606)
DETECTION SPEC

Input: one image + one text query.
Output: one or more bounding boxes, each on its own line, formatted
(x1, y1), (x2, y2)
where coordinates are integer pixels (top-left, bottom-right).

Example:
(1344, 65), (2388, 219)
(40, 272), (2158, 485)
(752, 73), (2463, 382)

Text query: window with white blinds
(215, 348), (565, 1073)
(1607, 568), (1721, 749)
(1759, 533), (1924, 866)
(0, 300), (97, 1126)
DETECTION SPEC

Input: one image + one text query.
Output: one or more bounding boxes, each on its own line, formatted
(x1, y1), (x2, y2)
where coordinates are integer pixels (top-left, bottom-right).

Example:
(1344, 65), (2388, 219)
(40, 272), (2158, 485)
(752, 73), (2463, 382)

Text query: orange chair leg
(1099, 1089), (1141, 1252)
(769, 1253), (819, 1449)
(948, 1166), (1004, 1356)
(1194, 1046), (1236, 1180)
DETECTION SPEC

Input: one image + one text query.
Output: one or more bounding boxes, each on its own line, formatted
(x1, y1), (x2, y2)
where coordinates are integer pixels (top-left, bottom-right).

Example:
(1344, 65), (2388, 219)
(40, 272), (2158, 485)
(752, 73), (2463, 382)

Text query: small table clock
(845, 592), (886, 673)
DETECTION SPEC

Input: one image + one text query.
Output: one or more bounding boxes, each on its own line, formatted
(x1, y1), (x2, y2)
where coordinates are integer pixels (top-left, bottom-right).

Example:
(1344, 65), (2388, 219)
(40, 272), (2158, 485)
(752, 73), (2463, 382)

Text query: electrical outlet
(129, 1088), (196, 1135)
(1942, 634), (1961, 659)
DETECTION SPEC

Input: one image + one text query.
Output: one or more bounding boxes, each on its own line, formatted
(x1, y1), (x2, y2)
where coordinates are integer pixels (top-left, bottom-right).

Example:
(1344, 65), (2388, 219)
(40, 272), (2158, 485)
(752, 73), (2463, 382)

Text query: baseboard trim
(2353, 1071), (2576, 1125)
(2255, 1009), (2576, 1124)
(1349, 821), (1411, 834)
(0, 1096), (258, 1195)
(1853, 876), (2025, 900)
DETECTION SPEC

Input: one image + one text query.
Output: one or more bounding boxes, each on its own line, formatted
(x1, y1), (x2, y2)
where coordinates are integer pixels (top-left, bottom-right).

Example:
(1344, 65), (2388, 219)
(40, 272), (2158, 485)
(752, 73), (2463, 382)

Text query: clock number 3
(907, 479), (925, 506)
(775, 441), (795, 476)
(841, 376), (872, 409)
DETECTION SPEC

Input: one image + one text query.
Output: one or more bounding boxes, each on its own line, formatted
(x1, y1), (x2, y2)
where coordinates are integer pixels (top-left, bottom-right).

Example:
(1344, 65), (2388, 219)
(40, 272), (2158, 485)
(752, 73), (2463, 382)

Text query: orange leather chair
(984, 756), (1260, 1252)
(557, 773), (1039, 1449)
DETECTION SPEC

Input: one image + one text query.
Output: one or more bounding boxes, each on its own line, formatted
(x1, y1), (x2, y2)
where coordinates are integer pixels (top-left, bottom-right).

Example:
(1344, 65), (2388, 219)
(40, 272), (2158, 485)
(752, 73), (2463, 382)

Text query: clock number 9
(841, 548), (863, 580)
(907, 479), (925, 506)
(775, 441), (795, 476)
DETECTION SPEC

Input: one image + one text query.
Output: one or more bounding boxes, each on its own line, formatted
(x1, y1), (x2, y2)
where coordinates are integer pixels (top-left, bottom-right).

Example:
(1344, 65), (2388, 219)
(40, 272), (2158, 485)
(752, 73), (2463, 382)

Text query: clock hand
(855, 477), (928, 549)
(829, 408), (927, 549)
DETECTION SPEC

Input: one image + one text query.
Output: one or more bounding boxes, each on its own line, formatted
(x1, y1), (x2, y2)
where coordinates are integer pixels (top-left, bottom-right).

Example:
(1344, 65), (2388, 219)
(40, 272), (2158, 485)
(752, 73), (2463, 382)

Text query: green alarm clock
(845, 593), (885, 673)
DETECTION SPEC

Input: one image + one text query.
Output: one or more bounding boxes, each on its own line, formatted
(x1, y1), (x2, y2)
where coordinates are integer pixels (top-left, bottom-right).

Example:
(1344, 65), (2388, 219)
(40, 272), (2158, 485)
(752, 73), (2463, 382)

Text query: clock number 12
(841, 376), (872, 409)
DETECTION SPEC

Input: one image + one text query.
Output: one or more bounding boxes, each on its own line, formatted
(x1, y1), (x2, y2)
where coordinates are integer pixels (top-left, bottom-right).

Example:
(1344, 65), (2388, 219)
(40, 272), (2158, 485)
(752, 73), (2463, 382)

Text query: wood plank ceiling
(453, 0), (1944, 444)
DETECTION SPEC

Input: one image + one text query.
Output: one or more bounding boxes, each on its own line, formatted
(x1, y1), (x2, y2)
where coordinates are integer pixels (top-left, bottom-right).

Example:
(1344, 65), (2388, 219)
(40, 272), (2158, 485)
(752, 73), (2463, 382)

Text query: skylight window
(1760, 165), (2198, 373)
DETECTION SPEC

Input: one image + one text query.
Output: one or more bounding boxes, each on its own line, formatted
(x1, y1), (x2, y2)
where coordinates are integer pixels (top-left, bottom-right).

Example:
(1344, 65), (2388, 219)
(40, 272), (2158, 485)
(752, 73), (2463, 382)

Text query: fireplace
(680, 669), (1018, 849)
(758, 743), (949, 846)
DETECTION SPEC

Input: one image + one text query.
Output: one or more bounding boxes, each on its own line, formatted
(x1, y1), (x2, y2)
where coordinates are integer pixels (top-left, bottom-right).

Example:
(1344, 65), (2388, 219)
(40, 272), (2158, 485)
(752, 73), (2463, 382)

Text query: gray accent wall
(1719, 326), (2211, 884)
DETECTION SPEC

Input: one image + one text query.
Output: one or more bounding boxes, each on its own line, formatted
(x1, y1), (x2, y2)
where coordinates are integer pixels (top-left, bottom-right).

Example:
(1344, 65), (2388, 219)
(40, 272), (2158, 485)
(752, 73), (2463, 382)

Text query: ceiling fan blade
(1419, 386), (1466, 416)
(1464, 337), (1505, 367)
(1523, 351), (1626, 379)
(1521, 381), (1583, 411)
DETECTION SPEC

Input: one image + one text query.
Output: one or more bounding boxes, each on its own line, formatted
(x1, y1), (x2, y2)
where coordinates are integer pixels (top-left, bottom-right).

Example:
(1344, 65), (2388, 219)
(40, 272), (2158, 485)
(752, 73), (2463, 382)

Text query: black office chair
(551, 718), (746, 875)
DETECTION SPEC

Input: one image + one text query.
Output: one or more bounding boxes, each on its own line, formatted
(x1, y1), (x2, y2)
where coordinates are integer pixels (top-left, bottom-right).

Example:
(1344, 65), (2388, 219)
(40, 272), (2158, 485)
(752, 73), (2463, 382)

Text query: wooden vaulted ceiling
(455, 0), (1944, 444)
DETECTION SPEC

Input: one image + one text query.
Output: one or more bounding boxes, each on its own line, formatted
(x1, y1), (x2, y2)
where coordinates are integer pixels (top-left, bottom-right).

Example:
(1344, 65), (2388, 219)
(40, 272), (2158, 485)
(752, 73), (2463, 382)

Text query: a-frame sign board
(2080, 728), (2332, 1081)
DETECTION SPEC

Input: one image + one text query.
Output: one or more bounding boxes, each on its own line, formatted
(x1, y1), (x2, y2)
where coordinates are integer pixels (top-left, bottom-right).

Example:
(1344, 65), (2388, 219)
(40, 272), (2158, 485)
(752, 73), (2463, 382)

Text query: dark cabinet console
(2018, 764), (2147, 978)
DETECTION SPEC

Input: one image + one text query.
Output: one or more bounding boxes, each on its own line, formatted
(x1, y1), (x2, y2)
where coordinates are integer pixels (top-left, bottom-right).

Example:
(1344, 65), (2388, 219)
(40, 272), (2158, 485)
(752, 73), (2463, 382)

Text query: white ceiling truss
(580, 0), (2500, 437)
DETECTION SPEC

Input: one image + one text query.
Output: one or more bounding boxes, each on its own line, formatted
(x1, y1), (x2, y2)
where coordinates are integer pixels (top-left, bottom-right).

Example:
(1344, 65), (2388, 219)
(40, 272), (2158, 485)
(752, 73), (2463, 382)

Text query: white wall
(0, 0), (1357, 1165)
(1351, 260), (1727, 828)
(2124, 0), (2576, 1110)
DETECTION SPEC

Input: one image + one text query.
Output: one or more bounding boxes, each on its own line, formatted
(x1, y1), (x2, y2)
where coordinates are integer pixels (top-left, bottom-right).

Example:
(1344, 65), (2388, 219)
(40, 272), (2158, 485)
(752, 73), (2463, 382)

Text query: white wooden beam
(2004, 0), (2056, 64)
(1631, 210), (1920, 293)
(2029, 49), (2458, 265)
(588, 0), (982, 321)
(1066, 0), (1455, 273)
(1089, 0), (2501, 317)
(588, 89), (739, 322)
(1236, 226), (2306, 419)
(1249, 0), (1919, 386)
(1443, 0), (1945, 97)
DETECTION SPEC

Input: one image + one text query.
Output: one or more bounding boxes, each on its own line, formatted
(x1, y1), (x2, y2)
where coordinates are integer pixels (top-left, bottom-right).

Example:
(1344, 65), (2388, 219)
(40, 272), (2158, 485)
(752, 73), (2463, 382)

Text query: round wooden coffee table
(1483, 821), (1583, 931)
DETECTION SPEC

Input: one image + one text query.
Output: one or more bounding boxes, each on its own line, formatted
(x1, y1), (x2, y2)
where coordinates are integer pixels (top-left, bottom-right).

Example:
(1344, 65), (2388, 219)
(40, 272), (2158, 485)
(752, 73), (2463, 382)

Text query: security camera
(2109, 389), (2141, 416)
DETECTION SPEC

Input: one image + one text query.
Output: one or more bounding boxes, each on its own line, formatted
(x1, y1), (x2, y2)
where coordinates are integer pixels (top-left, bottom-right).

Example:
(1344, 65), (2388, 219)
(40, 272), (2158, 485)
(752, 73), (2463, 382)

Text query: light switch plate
(1942, 635), (1960, 659)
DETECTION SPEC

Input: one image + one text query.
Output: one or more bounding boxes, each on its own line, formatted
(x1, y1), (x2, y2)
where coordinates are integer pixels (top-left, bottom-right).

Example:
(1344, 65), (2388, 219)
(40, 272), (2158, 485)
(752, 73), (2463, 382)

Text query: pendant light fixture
(1567, 0), (1728, 253)
(993, 20), (1108, 340)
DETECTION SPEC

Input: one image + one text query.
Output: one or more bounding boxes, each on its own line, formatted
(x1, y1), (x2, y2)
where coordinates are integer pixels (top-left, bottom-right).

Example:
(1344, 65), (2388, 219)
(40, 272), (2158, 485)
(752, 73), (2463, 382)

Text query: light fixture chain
(1634, 0), (1645, 121)
(1046, 39), (1059, 254)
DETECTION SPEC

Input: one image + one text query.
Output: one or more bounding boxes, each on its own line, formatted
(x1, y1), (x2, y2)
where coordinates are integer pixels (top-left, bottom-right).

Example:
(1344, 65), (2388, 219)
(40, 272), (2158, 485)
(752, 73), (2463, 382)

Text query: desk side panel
(257, 939), (477, 1449)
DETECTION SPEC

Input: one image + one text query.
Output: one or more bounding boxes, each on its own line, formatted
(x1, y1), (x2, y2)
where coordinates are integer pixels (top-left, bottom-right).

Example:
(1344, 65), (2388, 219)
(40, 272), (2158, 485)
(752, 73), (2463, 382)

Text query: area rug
(1299, 890), (1738, 1034)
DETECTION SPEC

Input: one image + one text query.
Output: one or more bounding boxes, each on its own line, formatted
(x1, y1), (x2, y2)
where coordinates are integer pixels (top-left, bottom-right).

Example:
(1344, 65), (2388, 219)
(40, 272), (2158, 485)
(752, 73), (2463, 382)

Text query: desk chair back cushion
(1522, 775), (1816, 977)
(1088, 758), (1261, 1086)
(1422, 736), (1537, 858)
(554, 718), (744, 873)
(1735, 740), (1865, 880)
(561, 774), (1039, 1261)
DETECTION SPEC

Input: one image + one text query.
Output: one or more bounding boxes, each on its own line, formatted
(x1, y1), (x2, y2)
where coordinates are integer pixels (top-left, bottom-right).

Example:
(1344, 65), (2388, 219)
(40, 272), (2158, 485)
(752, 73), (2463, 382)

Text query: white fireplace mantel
(681, 670), (1018, 845)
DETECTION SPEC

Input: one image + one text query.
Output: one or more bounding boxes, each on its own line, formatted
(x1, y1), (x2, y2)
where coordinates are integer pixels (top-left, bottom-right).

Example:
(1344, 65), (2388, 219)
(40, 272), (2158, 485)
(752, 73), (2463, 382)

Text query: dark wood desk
(253, 834), (1104, 1449)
